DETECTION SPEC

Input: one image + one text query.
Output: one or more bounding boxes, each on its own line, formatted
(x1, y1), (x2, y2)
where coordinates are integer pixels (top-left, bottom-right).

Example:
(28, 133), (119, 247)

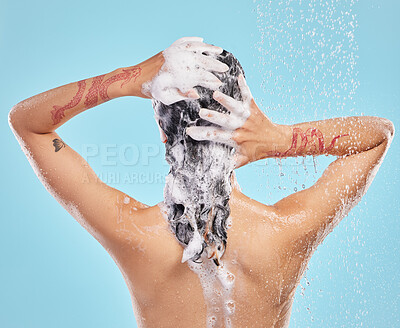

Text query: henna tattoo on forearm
(51, 80), (86, 125)
(84, 74), (106, 109)
(50, 66), (141, 125)
(52, 138), (66, 152)
(84, 67), (142, 108)
(273, 127), (349, 157)
(99, 67), (142, 101)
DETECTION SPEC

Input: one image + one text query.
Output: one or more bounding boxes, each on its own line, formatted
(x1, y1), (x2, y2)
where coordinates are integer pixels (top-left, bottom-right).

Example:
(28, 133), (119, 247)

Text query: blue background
(1, 0), (398, 327)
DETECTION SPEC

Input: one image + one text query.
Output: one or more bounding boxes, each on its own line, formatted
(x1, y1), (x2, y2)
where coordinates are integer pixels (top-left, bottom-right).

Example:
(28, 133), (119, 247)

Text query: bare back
(8, 49), (394, 328)
(111, 188), (313, 328)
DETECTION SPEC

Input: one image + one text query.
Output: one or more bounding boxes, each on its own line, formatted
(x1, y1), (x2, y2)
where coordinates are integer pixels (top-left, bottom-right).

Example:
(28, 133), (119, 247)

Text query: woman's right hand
(141, 37), (230, 105)
(186, 74), (285, 168)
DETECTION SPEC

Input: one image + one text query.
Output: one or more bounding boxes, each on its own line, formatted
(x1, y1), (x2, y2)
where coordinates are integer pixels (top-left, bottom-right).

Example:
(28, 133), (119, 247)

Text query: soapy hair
(153, 50), (244, 265)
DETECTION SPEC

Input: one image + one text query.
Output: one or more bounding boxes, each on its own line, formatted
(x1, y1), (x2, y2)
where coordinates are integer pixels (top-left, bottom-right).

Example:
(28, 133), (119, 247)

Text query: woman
(9, 37), (394, 327)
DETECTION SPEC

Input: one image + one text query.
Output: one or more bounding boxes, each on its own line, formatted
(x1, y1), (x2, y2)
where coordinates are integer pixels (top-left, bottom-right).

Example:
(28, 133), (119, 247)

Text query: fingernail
(222, 63), (229, 72)
(199, 108), (211, 118)
(213, 90), (222, 99)
(191, 89), (200, 99)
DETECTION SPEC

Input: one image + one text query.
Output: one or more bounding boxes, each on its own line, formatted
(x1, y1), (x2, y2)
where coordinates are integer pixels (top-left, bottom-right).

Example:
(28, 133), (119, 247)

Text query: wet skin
(112, 185), (307, 328)
(8, 40), (394, 327)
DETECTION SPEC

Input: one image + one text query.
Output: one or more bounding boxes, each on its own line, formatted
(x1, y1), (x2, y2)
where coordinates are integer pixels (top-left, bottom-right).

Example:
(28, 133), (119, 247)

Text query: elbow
(8, 105), (25, 136)
(388, 121), (395, 139)
(371, 117), (395, 143)
(381, 118), (395, 141)
(8, 106), (18, 133)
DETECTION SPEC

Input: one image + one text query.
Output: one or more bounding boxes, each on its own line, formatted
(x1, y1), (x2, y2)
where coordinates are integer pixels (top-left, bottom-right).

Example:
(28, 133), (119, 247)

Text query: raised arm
(8, 37), (228, 249)
(267, 115), (393, 229)
(188, 74), (395, 246)
(8, 58), (160, 248)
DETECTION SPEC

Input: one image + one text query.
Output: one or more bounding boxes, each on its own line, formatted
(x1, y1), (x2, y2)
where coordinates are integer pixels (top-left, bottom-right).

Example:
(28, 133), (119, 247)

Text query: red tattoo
(51, 80), (86, 124)
(51, 67), (141, 125)
(325, 134), (348, 152)
(84, 74), (106, 109)
(99, 67), (142, 101)
(84, 67), (142, 108)
(272, 127), (349, 157)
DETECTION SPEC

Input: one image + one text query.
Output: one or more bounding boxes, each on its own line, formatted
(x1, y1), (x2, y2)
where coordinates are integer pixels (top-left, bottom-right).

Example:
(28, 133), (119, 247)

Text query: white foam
(181, 230), (203, 263)
(185, 74), (253, 168)
(142, 37), (226, 106)
(188, 257), (236, 327)
(147, 39), (240, 325)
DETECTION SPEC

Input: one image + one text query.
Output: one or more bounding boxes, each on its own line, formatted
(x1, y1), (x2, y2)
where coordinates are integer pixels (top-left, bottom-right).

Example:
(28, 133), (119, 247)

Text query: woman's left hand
(186, 74), (281, 168)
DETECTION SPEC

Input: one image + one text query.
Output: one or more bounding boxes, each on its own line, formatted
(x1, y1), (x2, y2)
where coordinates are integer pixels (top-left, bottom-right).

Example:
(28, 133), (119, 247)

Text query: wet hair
(153, 50), (245, 265)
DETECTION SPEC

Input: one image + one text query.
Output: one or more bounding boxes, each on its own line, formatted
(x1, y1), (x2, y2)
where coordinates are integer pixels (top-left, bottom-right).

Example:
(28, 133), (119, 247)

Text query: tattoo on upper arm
(52, 138), (66, 152)
(51, 66), (141, 125)
(277, 127), (349, 157)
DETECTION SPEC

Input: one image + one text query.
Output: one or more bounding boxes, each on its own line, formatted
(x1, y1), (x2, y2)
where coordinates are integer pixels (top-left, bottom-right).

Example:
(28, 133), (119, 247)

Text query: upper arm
(13, 129), (148, 248)
(273, 137), (392, 246)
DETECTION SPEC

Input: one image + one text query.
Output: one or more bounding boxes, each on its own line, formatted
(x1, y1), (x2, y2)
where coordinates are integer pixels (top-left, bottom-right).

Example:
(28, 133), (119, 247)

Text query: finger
(173, 37), (204, 45)
(182, 41), (223, 54)
(153, 87), (187, 106)
(196, 79), (223, 90)
(177, 88), (200, 99)
(186, 126), (236, 147)
(200, 43), (224, 55)
(193, 71), (223, 90)
(238, 74), (253, 103)
(199, 108), (241, 130)
(195, 53), (229, 72)
(213, 90), (242, 114)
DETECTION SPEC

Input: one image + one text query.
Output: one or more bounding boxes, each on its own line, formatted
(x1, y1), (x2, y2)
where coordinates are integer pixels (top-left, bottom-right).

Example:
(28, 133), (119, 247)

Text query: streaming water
(253, 0), (363, 325)
(254, 0), (359, 122)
